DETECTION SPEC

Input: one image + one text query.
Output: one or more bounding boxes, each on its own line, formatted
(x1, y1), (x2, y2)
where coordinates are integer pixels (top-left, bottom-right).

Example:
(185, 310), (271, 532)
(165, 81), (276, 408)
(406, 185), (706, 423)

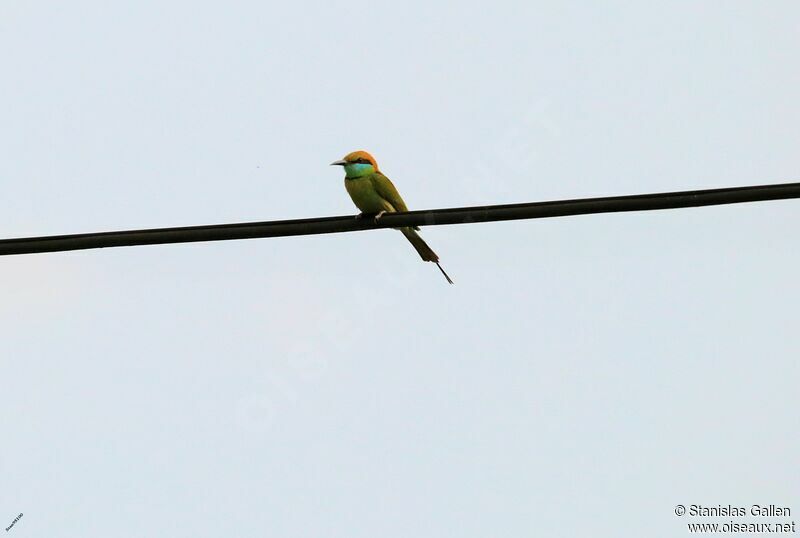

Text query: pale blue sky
(1, 2), (798, 537)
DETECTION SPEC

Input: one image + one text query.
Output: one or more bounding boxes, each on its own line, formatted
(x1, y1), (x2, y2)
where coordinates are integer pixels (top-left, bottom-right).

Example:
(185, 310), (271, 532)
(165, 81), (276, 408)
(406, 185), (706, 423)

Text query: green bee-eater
(331, 150), (453, 284)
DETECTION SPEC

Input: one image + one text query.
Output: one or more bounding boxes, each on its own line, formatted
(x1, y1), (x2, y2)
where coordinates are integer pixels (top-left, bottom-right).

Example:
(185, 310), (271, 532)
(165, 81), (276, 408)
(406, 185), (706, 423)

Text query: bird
(331, 150), (454, 284)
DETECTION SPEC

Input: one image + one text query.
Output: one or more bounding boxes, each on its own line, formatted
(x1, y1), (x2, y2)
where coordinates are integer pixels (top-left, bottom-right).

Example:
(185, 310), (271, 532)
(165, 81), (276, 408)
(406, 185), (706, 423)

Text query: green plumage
(345, 171), (408, 214)
(333, 151), (453, 284)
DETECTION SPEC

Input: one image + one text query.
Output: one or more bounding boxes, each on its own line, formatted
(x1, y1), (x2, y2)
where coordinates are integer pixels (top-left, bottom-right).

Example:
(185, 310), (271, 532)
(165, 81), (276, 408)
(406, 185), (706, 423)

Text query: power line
(1, 181), (798, 256)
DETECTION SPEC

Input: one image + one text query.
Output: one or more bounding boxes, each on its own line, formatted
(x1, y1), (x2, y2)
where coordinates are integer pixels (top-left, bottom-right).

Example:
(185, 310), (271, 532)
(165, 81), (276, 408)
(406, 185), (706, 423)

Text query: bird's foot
(373, 210), (387, 223)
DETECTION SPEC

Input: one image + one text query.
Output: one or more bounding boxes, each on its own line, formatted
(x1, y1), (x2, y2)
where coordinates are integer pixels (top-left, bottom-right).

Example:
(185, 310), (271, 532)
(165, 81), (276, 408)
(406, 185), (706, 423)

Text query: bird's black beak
(330, 159), (347, 166)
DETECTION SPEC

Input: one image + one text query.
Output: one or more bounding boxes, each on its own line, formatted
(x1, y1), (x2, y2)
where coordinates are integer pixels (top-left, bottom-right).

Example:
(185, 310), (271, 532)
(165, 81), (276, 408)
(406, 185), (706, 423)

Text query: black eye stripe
(350, 158), (372, 165)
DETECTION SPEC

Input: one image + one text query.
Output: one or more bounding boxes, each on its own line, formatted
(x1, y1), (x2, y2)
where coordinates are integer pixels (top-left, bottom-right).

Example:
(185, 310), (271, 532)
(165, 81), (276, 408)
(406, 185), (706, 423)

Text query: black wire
(1, 182), (798, 256)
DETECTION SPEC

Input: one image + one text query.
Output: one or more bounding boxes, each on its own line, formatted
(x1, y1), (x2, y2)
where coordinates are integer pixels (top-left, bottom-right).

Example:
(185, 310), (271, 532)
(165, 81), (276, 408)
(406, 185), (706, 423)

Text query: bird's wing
(370, 172), (409, 213)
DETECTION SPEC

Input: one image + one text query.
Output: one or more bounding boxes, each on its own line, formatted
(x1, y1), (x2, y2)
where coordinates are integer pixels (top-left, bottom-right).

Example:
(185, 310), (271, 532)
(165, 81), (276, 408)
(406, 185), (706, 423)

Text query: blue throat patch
(344, 162), (374, 178)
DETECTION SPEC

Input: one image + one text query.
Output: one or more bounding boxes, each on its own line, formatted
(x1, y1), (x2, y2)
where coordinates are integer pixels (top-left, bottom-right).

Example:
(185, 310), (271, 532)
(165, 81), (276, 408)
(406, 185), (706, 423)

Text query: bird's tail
(401, 227), (454, 284)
